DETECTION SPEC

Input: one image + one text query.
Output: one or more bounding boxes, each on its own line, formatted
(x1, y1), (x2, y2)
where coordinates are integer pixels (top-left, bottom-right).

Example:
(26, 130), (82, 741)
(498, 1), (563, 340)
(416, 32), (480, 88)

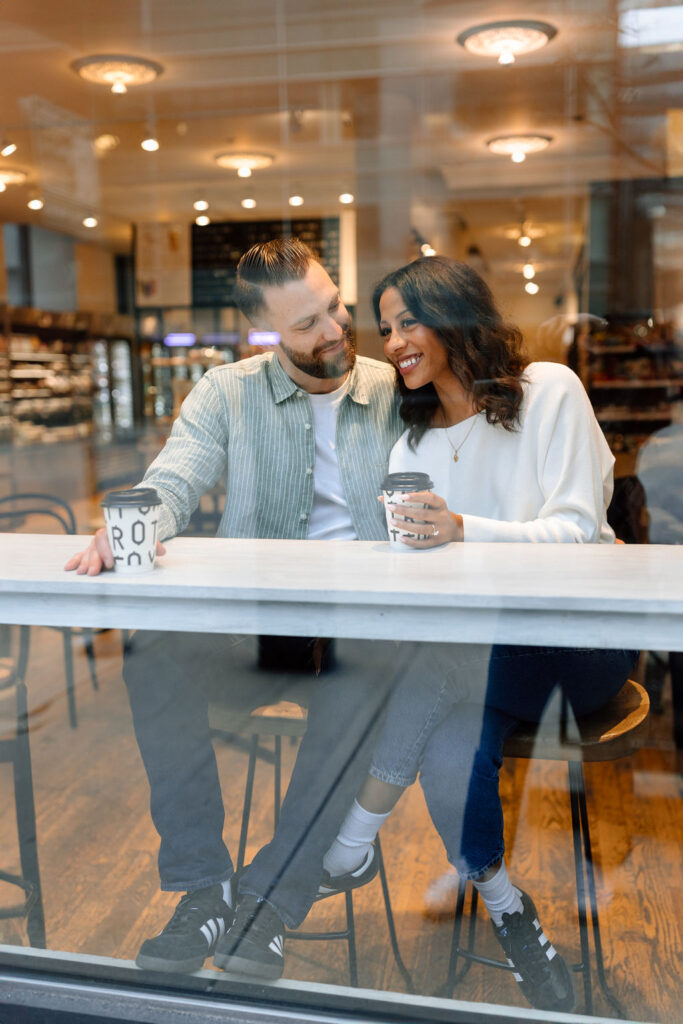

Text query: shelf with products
(576, 316), (682, 469)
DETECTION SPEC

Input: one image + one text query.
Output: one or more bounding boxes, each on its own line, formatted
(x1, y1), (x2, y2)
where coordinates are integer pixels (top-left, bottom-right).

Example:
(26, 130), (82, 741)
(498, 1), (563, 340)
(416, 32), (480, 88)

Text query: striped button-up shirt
(142, 352), (403, 542)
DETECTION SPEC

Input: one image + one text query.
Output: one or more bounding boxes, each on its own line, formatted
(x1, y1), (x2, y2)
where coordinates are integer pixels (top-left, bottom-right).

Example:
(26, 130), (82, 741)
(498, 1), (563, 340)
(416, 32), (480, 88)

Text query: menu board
(191, 218), (340, 308)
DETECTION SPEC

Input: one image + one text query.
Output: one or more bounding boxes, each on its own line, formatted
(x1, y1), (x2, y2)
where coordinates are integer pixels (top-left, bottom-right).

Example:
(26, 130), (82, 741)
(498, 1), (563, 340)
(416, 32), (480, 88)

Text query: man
(66, 238), (404, 979)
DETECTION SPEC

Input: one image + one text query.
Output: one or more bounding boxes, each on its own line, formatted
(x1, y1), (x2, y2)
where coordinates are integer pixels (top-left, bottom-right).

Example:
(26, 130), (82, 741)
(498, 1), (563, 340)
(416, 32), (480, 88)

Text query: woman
(320, 256), (637, 1012)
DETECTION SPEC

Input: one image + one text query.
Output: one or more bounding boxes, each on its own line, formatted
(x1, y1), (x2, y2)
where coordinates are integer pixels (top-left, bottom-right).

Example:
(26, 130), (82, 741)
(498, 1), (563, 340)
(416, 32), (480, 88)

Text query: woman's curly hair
(372, 256), (528, 449)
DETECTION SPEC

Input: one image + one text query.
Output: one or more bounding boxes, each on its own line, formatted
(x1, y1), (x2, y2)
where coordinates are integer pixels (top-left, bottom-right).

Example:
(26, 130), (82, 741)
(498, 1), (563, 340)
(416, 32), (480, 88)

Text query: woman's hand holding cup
(384, 490), (463, 547)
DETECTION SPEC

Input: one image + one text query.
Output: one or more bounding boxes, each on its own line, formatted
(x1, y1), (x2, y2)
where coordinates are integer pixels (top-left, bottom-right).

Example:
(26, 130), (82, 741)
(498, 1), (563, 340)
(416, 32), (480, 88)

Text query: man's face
(258, 261), (355, 387)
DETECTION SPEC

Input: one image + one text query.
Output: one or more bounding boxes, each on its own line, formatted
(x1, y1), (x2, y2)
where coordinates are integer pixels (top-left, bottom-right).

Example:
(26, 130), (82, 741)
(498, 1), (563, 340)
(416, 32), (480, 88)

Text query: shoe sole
(213, 951), (283, 980)
(136, 952), (208, 973)
(316, 849), (380, 900)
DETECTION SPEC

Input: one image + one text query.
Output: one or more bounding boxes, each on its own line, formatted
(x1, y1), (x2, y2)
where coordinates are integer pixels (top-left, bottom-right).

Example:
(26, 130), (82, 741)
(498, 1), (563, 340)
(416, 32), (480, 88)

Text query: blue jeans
(123, 631), (404, 928)
(370, 644), (639, 879)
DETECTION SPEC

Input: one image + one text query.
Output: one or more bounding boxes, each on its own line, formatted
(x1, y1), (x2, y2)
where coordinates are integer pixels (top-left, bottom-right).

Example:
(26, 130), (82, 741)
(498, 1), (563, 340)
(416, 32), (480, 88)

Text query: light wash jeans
(369, 643), (639, 879)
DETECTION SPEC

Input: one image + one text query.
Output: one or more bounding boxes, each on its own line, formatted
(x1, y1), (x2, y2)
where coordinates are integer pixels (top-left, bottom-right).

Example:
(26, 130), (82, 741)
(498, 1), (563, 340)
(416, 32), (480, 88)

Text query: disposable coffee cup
(101, 487), (162, 574)
(381, 471), (434, 550)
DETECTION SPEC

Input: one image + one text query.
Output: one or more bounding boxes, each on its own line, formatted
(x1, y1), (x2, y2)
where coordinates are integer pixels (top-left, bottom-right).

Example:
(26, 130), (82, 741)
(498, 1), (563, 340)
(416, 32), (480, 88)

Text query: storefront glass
(0, 3), (681, 1023)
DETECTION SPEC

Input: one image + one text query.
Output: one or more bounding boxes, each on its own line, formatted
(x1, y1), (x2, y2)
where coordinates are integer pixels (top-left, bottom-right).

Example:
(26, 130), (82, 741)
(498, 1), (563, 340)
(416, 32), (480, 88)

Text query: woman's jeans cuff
(369, 764), (417, 788)
(160, 869), (234, 893)
(451, 847), (506, 883)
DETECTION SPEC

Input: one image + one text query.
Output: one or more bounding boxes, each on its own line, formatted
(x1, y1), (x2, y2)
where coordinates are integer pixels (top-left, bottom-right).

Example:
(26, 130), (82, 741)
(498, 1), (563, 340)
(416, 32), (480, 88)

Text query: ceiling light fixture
(27, 197), (44, 210)
(339, 192), (354, 204)
(0, 167), (27, 187)
(195, 215), (210, 226)
(525, 281), (540, 295)
(214, 152), (275, 176)
(141, 136), (160, 152)
(487, 134), (552, 163)
(518, 233), (532, 247)
(421, 243), (436, 256)
(241, 198), (257, 209)
(71, 54), (163, 94)
(288, 194), (304, 207)
(522, 263), (535, 279)
(0, 183), (6, 193)
(1, 141), (17, 157)
(193, 199), (209, 211)
(457, 20), (557, 65)
(93, 133), (120, 155)
(82, 216), (98, 228)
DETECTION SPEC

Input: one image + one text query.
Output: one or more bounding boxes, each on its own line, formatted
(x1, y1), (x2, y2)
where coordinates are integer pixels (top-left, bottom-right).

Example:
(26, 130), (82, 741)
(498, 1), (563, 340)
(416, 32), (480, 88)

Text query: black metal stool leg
(344, 889), (358, 986)
(273, 735), (281, 831)
(375, 836), (414, 992)
(61, 628), (77, 729)
(82, 629), (99, 691)
(574, 762), (625, 1018)
(14, 681), (46, 947)
(237, 735), (259, 873)
(569, 762), (593, 1014)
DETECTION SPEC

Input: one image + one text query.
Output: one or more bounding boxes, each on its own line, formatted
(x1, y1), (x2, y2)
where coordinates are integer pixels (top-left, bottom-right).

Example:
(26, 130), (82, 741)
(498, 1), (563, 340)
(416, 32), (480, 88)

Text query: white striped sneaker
(136, 883), (233, 973)
(492, 889), (574, 1012)
(214, 894), (285, 980)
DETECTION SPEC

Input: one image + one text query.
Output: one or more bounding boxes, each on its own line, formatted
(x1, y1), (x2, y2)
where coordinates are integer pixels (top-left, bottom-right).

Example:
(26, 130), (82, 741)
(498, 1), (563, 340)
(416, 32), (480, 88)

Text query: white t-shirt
(307, 378), (358, 541)
(388, 362), (615, 543)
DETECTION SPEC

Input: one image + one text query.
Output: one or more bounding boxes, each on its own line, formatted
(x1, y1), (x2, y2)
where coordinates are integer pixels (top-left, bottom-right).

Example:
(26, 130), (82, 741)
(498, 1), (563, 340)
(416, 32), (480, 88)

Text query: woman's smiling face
(378, 286), (452, 390)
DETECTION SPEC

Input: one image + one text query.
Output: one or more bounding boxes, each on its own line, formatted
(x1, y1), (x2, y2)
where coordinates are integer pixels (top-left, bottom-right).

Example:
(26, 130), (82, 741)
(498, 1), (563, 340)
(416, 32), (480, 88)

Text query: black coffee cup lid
(101, 487), (161, 508)
(381, 471), (434, 492)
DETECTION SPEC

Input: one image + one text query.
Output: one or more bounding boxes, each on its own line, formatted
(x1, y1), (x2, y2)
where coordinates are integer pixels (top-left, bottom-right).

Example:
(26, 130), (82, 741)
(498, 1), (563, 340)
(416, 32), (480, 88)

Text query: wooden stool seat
(246, 701), (308, 736)
(504, 680), (649, 762)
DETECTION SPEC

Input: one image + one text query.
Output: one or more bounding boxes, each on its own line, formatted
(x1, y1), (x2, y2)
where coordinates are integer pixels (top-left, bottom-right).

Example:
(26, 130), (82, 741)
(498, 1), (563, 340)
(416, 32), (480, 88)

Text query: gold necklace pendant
(452, 451), (459, 463)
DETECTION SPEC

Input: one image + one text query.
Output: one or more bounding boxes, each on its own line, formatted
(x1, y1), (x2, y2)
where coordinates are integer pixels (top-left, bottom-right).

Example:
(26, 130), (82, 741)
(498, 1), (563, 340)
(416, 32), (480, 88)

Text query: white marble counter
(1, 534), (682, 649)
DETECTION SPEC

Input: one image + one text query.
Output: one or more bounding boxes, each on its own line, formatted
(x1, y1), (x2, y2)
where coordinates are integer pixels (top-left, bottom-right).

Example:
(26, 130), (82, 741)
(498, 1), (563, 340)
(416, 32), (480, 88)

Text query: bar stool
(444, 679), (649, 1016)
(217, 697), (414, 992)
(0, 626), (46, 947)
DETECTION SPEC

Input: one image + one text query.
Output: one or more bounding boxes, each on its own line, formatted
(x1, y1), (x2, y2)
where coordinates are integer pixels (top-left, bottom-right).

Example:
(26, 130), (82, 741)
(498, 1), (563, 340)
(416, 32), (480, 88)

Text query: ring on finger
(432, 524), (440, 537)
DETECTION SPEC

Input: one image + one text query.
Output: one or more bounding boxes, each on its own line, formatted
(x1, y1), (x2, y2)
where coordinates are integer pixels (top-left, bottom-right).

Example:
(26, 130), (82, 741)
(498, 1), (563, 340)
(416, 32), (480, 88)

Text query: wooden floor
(1, 626), (681, 1022)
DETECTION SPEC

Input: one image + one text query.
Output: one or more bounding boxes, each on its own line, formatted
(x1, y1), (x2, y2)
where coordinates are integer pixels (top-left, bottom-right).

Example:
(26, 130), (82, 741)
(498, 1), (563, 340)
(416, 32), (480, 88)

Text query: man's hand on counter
(64, 528), (166, 576)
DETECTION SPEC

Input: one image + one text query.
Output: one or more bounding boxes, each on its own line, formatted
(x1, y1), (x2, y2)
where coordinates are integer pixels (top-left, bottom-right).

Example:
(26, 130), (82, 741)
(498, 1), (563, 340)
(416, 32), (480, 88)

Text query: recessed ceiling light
(27, 197), (44, 210)
(457, 20), (557, 65)
(83, 216), (98, 228)
(518, 234), (532, 247)
(288, 195), (304, 207)
(0, 183), (6, 193)
(1, 141), (17, 157)
(141, 137), (160, 152)
(193, 199), (209, 211)
(241, 198), (257, 209)
(0, 167), (28, 186)
(195, 215), (210, 226)
(338, 192), (354, 204)
(71, 54), (163, 94)
(525, 281), (540, 295)
(214, 152), (275, 175)
(421, 243), (436, 256)
(522, 263), (535, 279)
(487, 134), (552, 162)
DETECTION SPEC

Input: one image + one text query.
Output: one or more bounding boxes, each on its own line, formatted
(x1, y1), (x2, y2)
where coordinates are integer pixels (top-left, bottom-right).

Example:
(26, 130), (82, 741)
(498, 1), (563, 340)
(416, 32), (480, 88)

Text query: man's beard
(279, 325), (357, 379)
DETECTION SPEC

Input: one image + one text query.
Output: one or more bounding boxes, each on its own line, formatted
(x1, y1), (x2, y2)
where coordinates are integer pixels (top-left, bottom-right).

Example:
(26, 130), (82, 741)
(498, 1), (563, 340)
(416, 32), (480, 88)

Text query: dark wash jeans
(122, 630), (404, 928)
(415, 644), (640, 879)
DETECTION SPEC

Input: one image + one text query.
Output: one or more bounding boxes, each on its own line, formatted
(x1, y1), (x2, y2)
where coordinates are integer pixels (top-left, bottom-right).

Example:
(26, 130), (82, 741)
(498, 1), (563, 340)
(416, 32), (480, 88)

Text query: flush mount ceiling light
(93, 133), (120, 155)
(1, 140), (17, 157)
(487, 134), (552, 163)
(241, 197), (257, 209)
(71, 54), (163, 94)
(193, 199), (209, 211)
(214, 152), (274, 177)
(0, 167), (28, 186)
(338, 192), (354, 204)
(82, 216), (98, 228)
(195, 215), (210, 226)
(457, 20), (557, 65)
(288, 194), (304, 207)
(27, 196), (44, 210)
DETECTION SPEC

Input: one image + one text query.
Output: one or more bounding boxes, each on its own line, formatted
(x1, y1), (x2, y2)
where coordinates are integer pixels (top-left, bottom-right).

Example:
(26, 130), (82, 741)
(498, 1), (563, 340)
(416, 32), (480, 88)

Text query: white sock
(220, 878), (234, 907)
(472, 862), (523, 926)
(322, 799), (391, 877)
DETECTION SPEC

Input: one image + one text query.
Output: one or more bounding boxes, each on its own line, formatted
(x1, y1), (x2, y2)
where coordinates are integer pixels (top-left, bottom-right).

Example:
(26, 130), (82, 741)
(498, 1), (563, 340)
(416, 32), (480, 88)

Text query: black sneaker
(492, 890), (574, 1012)
(136, 883), (233, 973)
(316, 843), (379, 900)
(214, 894), (285, 980)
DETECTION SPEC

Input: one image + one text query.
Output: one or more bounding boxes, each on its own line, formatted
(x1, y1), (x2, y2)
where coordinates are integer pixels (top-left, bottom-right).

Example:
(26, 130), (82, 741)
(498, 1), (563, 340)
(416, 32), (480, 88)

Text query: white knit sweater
(388, 362), (615, 543)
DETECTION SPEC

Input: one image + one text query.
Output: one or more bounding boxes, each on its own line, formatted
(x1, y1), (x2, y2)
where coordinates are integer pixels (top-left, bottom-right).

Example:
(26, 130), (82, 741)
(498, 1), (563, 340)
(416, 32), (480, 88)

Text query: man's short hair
(235, 237), (316, 322)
